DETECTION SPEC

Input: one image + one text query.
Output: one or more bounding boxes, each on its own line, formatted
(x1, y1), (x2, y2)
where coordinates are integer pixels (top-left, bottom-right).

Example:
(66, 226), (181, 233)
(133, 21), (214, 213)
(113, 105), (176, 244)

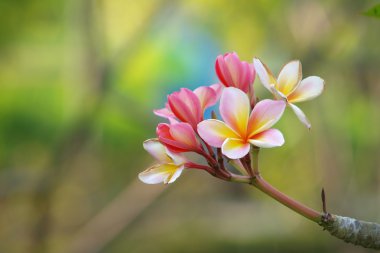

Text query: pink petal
(210, 83), (224, 99)
(253, 58), (276, 92)
(216, 54), (234, 87)
(138, 164), (184, 184)
(197, 119), (239, 147)
(167, 88), (202, 129)
(153, 104), (175, 119)
(276, 60), (302, 95)
(221, 138), (250, 159)
(225, 53), (244, 88)
(289, 103), (311, 129)
(220, 87), (250, 136)
(287, 76), (324, 103)
(157, 124), (189, 152)
(247, 99), (286, 137)
(194, 86), (218, 112)
(143, 139), (171, 163)
(249, 129), (284, 148)
(169, 122), (201, 151)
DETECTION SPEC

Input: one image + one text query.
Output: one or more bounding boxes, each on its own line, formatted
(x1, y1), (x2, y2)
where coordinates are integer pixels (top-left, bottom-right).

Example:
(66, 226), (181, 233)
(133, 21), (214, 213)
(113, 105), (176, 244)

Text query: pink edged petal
(253, 58), (276, 92)
(138, 164), (184, 184)
(287, 76), (324, 103)
(169, 122), (201, 151)
(247, 99), (286, 137)
(249, 129), (284, 148)
(221, 138), (250, 159)
(289, 103), (311, 129)
(194, 86), (218, 112)
(167, 88), (202, 128)
(197, 119), (239, 147)
(143, 139), (171, 163)
(276, 60), (302, 95)
(220, 87), (250, 135)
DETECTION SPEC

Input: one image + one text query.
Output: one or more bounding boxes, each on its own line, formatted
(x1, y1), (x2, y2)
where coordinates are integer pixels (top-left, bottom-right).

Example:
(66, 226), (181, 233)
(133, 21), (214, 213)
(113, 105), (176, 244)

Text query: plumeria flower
(253, 58), (324, 129)
(154, 84), (222, 129)
(198, 87), (286, 159)
(216, 52), (256, 105)
(157, 121), (203, 153)
(139, 139), (187, 184)
(216, 52), (256, 93)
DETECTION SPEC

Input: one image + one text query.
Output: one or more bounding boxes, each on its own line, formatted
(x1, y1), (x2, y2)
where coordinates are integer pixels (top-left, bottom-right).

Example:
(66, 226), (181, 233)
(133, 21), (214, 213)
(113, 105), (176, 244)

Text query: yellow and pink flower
(253, 58), (324, 129)
(138, 139), (187, 184)
(198, 87), (286, 159)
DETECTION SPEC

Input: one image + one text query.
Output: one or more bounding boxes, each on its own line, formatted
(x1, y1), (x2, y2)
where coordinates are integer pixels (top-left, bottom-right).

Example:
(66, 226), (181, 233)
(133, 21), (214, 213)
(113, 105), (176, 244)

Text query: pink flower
(154, 84), (222, 129)
(253, 58), (324, 129)
(157, 121), (202, 153)
(139, 139), (186, 184)
(215, 52), (256, 94)
(198, 87), (286, 159)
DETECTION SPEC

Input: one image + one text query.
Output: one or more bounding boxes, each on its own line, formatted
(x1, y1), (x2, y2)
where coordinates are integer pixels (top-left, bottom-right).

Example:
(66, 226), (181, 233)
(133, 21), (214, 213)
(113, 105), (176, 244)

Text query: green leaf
(363, 4), (380, 18)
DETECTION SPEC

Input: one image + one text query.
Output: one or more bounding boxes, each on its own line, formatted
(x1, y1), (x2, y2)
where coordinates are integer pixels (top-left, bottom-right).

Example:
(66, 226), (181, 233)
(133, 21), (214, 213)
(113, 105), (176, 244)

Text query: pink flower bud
(157, 122), (202, 153)
(215, 52), (256, 94)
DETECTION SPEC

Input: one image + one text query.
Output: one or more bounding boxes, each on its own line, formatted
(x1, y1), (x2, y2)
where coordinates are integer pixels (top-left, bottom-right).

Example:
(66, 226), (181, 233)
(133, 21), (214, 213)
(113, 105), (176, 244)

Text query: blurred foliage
(0, 0), (380, 252)
(364, 4), (380, 18)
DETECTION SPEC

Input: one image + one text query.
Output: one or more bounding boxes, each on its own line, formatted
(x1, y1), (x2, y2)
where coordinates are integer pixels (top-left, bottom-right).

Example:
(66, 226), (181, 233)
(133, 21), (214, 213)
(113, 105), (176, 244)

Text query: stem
(250, 147), (260, 176)
(196, 150), (218, 167)
(251, 176), (322, 222)
(229, 173), (321, 222)
(185, 162), (214, 175)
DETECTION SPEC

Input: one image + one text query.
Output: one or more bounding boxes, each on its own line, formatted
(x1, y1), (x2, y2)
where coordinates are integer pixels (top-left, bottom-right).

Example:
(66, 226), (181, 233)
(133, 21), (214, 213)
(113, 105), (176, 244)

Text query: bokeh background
(0, 0), (380, 252)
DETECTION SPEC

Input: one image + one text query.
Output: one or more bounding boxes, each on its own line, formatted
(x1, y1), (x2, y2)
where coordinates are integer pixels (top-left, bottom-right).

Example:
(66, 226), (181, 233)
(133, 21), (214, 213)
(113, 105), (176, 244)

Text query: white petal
(276, 60), (302, 95)
(287, 76), (324, 103)
(253, 58), (276, 92)
(289, 103), (311, 129)
(249, 129), (285, 148)
(143, 139), (171, 163)
(138, 164), (184, 184)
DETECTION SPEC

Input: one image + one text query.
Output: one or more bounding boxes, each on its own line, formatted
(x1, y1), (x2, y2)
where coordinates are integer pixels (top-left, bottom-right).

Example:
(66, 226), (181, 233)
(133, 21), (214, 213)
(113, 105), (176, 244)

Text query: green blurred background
(0, 0), (379, 252)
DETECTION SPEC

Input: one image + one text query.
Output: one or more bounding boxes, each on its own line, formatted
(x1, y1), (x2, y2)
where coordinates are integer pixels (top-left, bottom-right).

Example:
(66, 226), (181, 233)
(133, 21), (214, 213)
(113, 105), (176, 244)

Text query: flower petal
(166, 149), (187, 165)
(153, 105), (175, 119)
(249, 129), (284, 148)
(253, 58), (276, 92)
(143, 139), (171, 163)
(169, 122), (201, 151)
(138, 164), (184, 184)
(216, 54), (234, 87)
(194, 86), (218, 112)
(221, 138), (250, 159)
(197, 119), (239, 147)
(276, 60), (302, 95)
(167, 88), (202, 128)
(287, 76), (324, 103)
(157, 123), (194, 152)
(210, 83), (224, 99)
(247, 99), (286, 137)
(289, 103), (311, 129)
(220, 87), (250, 135)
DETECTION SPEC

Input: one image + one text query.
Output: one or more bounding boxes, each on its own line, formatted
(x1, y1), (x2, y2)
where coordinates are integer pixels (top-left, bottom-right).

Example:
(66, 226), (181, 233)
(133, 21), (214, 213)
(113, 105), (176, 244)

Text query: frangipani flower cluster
(139, 52), (324, 184)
